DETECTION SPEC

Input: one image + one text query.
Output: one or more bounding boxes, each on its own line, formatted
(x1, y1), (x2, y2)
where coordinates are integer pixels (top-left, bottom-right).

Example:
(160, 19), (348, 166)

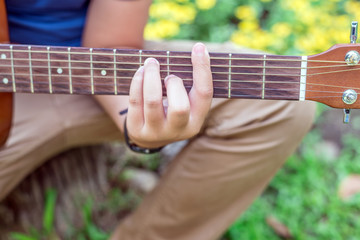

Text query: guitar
(0, 0), (12, 147)
(1, 2), (360, 148)
(1, 41), (360, 145)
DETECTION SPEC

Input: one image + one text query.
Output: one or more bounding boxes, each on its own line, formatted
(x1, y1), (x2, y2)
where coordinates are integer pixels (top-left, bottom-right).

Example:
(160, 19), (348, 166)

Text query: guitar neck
(0, 44), (307, 101)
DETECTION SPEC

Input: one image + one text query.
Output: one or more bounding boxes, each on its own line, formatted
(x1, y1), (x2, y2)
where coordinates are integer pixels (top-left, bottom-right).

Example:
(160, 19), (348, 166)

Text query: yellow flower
(238, 20), (259, 33)
(195, 0), (216, 10)
(282, 0), (309, 11)
(235, 5), (256, 20)
(231, 31), (250, 47)
(253, 30), (275, 51)
(149, 2), (196, 24)
(271, 22), (291, 38)
(144, 20), (180, 40)
(173, 5), (197, 24)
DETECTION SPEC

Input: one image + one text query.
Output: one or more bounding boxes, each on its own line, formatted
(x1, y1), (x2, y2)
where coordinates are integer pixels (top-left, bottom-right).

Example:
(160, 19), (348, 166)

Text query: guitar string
(0, 71), (354, 86)
(1, 70), (359, 92)
(0, 62), (359, 78)
(0, 56), (353, 70)
(0, 47), (352, 64)
(3, 77), (360, 93)
(1, 79), (348, 96)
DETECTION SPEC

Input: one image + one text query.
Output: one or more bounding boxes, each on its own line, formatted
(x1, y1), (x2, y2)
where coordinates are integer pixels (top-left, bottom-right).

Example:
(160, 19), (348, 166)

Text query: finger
(189, 43), (213, 122)
(127, 66), (145, 129)
(165, 75), (190, 129)
(143, 58), (165, 128)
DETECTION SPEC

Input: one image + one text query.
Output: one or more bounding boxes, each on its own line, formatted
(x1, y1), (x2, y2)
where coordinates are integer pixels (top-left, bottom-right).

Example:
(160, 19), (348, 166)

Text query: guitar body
(0, 0), (13, 147)
(0, 93), (12, 146)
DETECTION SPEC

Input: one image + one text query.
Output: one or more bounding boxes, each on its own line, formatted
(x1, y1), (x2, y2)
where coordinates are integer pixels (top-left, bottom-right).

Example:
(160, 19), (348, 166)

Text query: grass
(10, 189), (57, 240)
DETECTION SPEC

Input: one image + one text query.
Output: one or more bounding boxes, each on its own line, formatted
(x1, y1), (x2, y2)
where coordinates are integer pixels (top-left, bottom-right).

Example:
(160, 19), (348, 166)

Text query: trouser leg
(0, 93), (121, 201)
(111, 99), (316, 240)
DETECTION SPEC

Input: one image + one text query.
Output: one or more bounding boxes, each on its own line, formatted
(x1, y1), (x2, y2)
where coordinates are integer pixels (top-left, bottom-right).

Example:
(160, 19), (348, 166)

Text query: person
(0, 0), (316, 239)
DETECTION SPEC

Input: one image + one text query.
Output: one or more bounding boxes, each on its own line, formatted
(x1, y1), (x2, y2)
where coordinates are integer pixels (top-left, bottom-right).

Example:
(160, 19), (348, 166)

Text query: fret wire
(0, 47), (345, 64)
(90, 48), (94, 94)
(139, 49), (142, 67)
(262, 55), (266, 99)
(228, 53), (232, 98)
(68, 47), (73, 94)
(47, 47), (53, 94)
(300, 56), (308, 101)
(113, 49), (118, 95)
(9, 45), (16, 92)
(28, 46), (34, 93)
(167, 51), (170, 76)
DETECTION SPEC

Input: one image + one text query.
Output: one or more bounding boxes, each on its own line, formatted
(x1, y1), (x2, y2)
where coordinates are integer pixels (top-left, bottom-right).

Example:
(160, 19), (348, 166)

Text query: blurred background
(3, 0), (360, 239)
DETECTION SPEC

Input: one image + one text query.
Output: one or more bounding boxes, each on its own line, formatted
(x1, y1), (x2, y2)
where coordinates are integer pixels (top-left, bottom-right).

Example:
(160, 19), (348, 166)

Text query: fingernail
(164, 74), (176, 85)
(137, 66), (144, 73)
(144, 58), (159, 65)
(193, 42), (208, 56)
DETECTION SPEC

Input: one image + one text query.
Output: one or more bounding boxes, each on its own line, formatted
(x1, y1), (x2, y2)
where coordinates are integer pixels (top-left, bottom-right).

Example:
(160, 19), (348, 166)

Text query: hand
(126, 42), (213, 148)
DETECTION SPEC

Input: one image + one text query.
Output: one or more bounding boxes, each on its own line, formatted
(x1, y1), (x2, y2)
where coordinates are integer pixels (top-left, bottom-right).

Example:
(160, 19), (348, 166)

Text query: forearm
(81, 0), (151, 133)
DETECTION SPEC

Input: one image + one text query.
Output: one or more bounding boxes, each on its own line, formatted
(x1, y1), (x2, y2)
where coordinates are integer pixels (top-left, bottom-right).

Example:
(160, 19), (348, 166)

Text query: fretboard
(0, 44), (307, 101)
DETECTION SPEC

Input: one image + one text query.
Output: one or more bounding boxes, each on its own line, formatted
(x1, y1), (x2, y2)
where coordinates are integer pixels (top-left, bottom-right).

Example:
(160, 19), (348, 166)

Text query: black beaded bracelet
(123, 118), (164, 154)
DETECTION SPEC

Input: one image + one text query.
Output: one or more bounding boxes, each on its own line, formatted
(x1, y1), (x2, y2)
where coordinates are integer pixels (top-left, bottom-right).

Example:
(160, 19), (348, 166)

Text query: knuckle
(197, 87), (213, 98)
(129, 96), (141, 106)
(144, 97), (163, 108)
(170, 105), (190, 117)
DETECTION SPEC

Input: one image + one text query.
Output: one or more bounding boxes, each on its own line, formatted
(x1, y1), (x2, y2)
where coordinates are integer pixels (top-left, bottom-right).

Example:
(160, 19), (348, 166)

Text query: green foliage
(224, 129), (360, 240)
(79, 200), (109, 240)
(148, 0), (360, 55)
(43, 189), (57, 235)
(11, 188), (58, 240)
(9, 233), (38, 240)
(98, 188), (141, 213)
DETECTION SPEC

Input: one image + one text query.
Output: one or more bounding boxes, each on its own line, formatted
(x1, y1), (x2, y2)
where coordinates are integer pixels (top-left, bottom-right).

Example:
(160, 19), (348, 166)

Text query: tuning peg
(350, 21), (358, 43)
(343, 109), (351, 124)
(342, 22), (358, 123)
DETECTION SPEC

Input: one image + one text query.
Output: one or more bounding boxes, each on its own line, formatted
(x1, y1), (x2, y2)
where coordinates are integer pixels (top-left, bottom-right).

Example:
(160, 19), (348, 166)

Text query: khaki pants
(0, 41), (316, 240)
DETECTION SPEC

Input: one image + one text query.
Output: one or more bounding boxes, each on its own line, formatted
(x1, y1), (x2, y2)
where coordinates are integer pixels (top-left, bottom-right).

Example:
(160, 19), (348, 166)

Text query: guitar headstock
(306, 21), (360, 123)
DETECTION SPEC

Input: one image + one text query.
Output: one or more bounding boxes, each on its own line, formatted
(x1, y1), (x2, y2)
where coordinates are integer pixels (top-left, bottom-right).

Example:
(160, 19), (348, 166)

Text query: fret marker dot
(3, 78), (9, 84)
(101, 70), (107, 76)
(1, 54), (6, 59)
(57, 68), (63, 74)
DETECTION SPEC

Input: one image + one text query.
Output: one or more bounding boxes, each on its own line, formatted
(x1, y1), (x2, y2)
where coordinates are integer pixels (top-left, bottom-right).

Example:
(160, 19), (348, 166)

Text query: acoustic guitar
(1, 7), (360, 147)
(0, 0), (12, 147)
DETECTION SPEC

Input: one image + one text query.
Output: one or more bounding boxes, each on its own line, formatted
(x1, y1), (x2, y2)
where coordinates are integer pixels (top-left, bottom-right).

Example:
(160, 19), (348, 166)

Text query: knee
(204, 99), (316, 146)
